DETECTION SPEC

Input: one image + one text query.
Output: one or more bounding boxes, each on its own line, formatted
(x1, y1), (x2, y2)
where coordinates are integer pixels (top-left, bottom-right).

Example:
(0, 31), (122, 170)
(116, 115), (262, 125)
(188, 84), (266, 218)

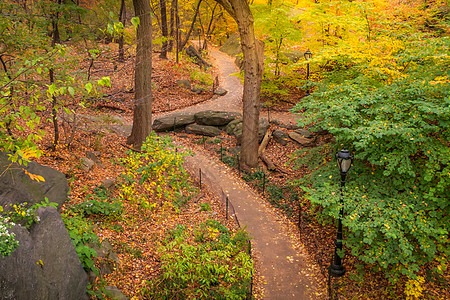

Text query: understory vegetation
(61, 134), (253, 298)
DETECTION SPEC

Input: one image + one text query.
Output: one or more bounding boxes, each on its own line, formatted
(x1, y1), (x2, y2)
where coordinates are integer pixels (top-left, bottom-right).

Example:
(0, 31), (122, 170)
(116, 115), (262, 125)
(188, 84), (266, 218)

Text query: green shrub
(187, 63), (213, 86)
(143, 220), (253, 299)
(207, 138), (222, 145)
(291, 37), (449, 280)
(7, 198), (58, 229)
(0, 206), (19, 258)
(221, 154), (238, 168)
(242, 169), (268, 189)
(61, 211), (99, 275)
(200, 203), (211, 212)
(266, 184), (298, 218)
(72, 185), (122, 219)
(117, 133), (193, 210)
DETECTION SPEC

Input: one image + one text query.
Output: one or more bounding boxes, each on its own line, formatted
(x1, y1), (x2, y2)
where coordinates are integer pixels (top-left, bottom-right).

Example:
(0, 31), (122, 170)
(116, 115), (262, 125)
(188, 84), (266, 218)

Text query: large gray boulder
(0, 153), (89, 299)
(214, 87), (228, 96)
(225, 118), (269, 144)
(0, 207), (89, 299)
(152, 111), (196, 132)
(225, 117), (243, 136)
(273, 130), (290, 146)
(0, 153), (68, 212)
(294, 128), (314, 139)
(289, 132), (313, 146)
(194, 111), (241, 126)
(186, 124), (222, 137)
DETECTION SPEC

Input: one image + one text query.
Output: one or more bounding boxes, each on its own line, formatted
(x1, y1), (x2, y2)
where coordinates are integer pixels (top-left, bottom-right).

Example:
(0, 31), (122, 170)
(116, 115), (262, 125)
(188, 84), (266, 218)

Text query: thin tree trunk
(118, 0), (126, 62)
(159, 0), (169, 59)
(49, 0), (62, 150)
(128, 0), (153, 148)
(174, 0), (179, 63)
(206, 5), (220, 37)
(168, 0), (175, 52)
(0, 55), (14, 137)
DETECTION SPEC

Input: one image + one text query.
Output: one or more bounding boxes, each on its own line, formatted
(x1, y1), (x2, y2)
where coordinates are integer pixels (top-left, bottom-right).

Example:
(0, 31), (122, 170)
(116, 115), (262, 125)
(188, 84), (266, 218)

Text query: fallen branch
(258, 130), (271, 156)
(260, 152), (276, 171)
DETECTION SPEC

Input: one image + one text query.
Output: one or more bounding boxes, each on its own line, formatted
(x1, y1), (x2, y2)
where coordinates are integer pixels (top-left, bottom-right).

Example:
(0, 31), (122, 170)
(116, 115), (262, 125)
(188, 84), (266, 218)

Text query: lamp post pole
(329, 149), (353, 278)
(304, 50), (312, 96)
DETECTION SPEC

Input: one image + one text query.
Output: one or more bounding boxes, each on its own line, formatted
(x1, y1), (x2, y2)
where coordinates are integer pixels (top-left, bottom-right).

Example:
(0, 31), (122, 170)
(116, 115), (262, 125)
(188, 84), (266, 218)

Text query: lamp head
(336, 149), (354, 174)
(304, 50), (312, 61)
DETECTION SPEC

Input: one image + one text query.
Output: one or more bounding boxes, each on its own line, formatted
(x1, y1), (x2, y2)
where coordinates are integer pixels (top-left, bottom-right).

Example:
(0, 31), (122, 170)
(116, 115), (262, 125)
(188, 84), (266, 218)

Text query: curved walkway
(157, 45), (326, 299)
(182, 148), (325, 299)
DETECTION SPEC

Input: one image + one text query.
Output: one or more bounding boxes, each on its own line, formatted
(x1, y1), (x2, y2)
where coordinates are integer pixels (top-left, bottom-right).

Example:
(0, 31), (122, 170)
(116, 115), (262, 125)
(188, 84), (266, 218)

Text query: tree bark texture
(118, 0), (126, 62)
(174, 0), (180, 62)
(128, 0), (153, 148)
(214, 0), (264, 169)
(168, 1), (175, 52)
(159, 0), (169, 59)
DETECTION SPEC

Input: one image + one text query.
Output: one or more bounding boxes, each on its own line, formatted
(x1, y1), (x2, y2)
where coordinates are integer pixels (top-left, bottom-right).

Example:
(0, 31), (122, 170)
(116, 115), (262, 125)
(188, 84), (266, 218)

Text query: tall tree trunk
(174, 0), (180, 63)
(49, 0), (62, 150)
(159, 0), (169, 59)
(168, 0), (175, 52)
(0, 55), (15, 137)
(214, 0), (264, 170)
(118, 0), (126, 62)
(128, 0), (153, 148)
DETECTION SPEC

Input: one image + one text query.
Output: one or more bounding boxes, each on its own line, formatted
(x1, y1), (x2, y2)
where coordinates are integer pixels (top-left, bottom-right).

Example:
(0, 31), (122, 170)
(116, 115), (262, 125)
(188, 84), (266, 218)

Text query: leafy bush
(61, 211), (99, 274)
(72, 185), (122, 219)
(291, 37), (449, 280)
(186, 59), (213, 86)
(7, 198), (58, 229)
(266, 184), (298, 218)
(242, 168), (268, 189)
(221, 154), (238, 168)
(118, 133), (194, 210)
(143, 220), (253, 299)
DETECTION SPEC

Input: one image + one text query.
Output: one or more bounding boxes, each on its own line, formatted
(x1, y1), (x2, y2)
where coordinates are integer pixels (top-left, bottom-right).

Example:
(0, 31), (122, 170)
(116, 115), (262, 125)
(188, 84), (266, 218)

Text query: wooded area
(0, 0), (448, 299)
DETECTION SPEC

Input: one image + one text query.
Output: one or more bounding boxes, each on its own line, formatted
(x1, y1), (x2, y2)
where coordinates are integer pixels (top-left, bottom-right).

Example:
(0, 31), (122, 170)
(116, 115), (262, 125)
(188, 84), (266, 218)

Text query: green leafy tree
(254, 2), (302, 77)
(292, 36), (449, 281)
(1, 1), (110, 161)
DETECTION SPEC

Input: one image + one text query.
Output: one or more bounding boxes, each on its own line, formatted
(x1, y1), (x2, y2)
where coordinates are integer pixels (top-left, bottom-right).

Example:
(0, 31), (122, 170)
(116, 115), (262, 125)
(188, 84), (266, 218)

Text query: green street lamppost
(304, 50), (312, 96)
(329, 149), (354, 277)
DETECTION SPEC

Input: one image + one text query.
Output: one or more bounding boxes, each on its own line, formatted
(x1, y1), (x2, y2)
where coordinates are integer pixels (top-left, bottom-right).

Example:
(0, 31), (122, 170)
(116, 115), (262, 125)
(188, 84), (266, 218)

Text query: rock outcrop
(0, 153), (68, 212)
(194, 110), (241, 127)
(186, 124), (222, 137)
(152, 111), (196, 132)
(0, 153), (89, 299)
(273, 130), (290, 146)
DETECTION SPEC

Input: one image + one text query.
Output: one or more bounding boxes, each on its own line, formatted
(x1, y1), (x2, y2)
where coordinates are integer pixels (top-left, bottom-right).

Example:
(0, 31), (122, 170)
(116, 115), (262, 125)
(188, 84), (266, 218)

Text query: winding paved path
(159, 45), (326, 299)
(182, 150), (324, 299)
